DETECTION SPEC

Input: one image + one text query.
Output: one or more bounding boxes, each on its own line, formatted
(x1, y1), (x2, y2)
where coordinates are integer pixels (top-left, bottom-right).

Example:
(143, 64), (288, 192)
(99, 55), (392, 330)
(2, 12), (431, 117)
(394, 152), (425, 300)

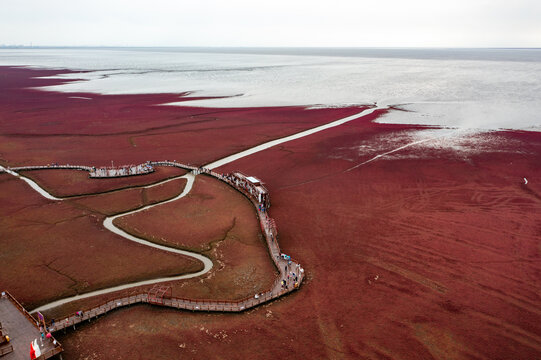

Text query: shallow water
(1, 47), (540, 130)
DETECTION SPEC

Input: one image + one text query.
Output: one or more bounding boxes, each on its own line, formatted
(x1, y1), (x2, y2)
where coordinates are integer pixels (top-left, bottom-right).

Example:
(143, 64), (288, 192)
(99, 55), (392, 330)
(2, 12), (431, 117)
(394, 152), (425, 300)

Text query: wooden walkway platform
(3, 160), (305, 335)
(6, 165), (93, 172)
(4, 163), (155, 179)
(47, 192), (305, 333)
(0, 292), (62, 360)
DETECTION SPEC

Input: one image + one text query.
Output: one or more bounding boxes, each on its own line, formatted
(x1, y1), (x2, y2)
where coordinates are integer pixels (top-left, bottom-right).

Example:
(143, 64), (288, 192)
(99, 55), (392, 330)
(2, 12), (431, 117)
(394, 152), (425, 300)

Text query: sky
(1, 0), (540, 47)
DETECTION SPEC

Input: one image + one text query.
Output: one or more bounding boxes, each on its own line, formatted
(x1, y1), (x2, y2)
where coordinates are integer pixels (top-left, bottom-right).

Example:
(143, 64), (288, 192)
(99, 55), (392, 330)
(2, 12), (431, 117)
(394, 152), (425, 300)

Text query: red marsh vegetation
(3, 66), (540, 359)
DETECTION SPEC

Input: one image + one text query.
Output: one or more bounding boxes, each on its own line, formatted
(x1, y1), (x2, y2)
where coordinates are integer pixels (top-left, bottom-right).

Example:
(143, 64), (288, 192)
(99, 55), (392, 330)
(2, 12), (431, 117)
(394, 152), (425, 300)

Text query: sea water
(0, 47), (540, 131)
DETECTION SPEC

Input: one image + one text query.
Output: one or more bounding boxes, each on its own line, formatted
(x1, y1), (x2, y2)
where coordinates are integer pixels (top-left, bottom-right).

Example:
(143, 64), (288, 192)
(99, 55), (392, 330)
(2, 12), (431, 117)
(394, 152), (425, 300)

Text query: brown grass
(0, 175), (202, 310)
(112, 175), (278, 301)
(42, 175), (278, 321)
(70, 178), (187, 215)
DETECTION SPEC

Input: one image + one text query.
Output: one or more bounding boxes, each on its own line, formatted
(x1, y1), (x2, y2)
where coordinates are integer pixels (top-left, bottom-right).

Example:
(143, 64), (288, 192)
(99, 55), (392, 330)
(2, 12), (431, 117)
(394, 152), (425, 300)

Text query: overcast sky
(1, 0), (540, 47)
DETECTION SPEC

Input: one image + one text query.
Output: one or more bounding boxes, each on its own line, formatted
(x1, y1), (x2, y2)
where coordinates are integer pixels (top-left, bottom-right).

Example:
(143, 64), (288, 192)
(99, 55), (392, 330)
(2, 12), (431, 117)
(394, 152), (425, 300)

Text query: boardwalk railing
(6, 163), (157, 179)
(12, 160), (305, 332)
(49, 294), (148, 332)
(3, 291), (41, 331)
(149, 160), (199, 171)
(1, 291), (63, 357)
(8, 164), (93, 172)
(38, 347), (63, 359)
(89, 163), (154, 178)
(0, 345), (13, 356)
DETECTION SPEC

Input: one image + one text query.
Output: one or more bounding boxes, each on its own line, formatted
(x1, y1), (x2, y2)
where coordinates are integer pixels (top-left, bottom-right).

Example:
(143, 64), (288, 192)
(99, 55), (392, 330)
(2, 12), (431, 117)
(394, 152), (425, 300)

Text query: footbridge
(46, 161), (303, 333)
(2, 160), (304, 335)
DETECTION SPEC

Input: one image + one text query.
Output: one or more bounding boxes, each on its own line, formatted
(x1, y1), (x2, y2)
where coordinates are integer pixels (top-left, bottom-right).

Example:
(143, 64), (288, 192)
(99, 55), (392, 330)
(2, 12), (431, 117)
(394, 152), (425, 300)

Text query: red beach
(1, 65), (540, 359)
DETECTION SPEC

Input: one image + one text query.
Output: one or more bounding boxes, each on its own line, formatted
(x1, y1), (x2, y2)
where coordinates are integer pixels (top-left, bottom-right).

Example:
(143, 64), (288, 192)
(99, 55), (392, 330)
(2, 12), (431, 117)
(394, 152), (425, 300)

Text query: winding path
(0, 105), (383, 315)
(0, 163), (213, 313)
(35, 172), (213, 313)
(0, 166), (63, 201)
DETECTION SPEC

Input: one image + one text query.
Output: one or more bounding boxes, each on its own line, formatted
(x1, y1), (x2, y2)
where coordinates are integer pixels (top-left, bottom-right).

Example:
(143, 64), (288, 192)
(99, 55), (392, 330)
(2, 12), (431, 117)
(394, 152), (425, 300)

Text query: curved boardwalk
(32, 172), (214, 314)
(0, 104), (382, 333)
(1, 160), (304, 332)
(6, 165), (93, 172)
(5, 163), (154, 178)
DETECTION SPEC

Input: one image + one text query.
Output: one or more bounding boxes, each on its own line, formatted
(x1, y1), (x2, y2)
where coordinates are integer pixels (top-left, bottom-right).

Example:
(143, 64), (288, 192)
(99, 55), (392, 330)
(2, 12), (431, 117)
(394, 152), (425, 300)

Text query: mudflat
(2, 65), (540, 359)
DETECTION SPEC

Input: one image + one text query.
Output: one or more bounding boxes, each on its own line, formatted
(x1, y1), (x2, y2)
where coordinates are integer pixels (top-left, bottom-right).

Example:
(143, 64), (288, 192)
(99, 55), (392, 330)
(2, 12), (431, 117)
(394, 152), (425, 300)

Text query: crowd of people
(194, 167), (211, 175)
(89, 163), (154, 178)
(222, 172), (271, 209)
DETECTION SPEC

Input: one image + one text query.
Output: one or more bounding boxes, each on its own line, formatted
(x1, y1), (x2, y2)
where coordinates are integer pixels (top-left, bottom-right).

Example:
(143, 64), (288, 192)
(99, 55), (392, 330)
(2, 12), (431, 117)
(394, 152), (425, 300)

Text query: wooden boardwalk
(48, 163), (304, 332)
(6, 164), (93, 172)
(0, 292), (62, 360)
(4, 163), (155, 179)
(3, 160), (305, 333)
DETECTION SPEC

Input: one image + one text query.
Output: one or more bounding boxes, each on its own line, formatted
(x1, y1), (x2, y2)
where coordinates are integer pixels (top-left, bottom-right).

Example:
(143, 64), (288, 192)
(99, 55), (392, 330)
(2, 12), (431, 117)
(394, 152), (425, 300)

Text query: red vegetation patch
(0, 66), (369, 168)
(115, 175), (278, 300)
(142, 177), (187, 206)
(4, 66), (541, 359)
(115, 176), (252, 250)
(70, 178), (187, 215)
(38, 175), (278, 320)
(211, 116), (541, 359)
(56, 303), (328, 360)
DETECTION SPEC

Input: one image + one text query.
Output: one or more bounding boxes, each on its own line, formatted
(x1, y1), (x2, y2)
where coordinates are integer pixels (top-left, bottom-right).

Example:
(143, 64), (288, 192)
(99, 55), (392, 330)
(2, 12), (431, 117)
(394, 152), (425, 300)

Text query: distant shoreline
(1, 46), (540, 62)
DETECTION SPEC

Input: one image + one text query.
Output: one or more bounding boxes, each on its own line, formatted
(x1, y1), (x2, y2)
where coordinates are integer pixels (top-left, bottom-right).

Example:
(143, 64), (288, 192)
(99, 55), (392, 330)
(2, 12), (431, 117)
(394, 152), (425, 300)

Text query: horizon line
(1, 45), (540, 50)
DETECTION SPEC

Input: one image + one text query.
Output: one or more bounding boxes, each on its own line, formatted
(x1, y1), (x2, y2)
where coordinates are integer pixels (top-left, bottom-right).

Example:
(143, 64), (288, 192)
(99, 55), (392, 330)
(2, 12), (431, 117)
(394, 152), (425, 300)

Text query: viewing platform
(0, 292), (62, 360)
(89, 163), (154, 178)
(3, 163), (155, 179)
(3, 160), (303, 346)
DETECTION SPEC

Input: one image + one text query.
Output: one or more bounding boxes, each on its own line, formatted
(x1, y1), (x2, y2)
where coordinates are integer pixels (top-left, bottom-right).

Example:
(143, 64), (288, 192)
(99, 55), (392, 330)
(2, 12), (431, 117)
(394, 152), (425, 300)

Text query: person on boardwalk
(4, 164), (304, 315)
